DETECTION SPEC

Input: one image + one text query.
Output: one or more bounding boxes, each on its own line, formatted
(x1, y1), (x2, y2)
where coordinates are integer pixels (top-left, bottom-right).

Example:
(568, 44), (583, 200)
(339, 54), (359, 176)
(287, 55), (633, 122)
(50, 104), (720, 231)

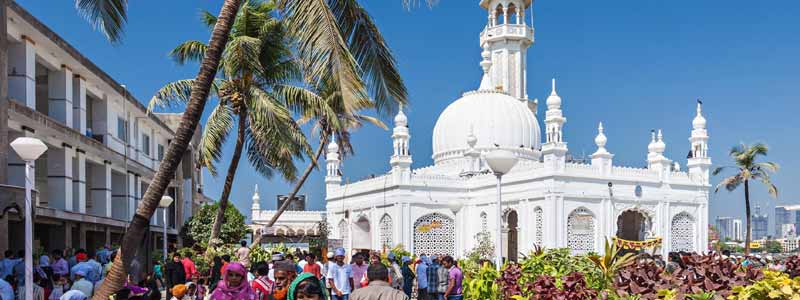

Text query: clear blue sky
(16, 0), (800, 233)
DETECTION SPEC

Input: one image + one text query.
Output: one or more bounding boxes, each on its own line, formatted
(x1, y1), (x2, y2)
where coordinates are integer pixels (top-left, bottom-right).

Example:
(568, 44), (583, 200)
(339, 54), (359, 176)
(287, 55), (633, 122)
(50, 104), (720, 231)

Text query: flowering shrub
(728, 271), (800, 300)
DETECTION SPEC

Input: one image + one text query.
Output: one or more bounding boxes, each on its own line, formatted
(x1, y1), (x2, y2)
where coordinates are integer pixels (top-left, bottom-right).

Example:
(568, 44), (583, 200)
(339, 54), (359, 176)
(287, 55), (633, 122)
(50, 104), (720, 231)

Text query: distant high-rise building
(716, 217), (743, 241)
(277, 195), (307, 211)
(781, 224), (797, 239)
(775, 205), (800, 237)
(752, 206), (769, 240)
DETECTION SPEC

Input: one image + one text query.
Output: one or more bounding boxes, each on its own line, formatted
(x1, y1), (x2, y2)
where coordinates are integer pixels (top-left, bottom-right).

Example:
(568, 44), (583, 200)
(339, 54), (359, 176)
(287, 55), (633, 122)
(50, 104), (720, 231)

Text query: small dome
(394, 108), (408, 127)
(432, 90), (540, 164)
(654, 130), (666, 153)
(594, 123), (607, 148)
(546, 78), (561, 109)
(327, 137), (339, 153)
(647, 131), (657, 153)
(692, 102), (706, 129)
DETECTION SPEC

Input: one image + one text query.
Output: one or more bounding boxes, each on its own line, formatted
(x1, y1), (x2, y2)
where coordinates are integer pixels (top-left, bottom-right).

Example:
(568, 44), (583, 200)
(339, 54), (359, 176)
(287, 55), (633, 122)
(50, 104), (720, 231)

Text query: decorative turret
(391, 106), (412, 185)
(325, 135), (342, 187)
(647, 129), (673, 181)
(687, 100), (711, 184)
(479, 0), (534, 99)
(542, 78), (568, 172)
(591, 122), (613, 175)
(479, 47), (494, 91)
(463, 125), (482, 174)
(251, 184), (261, 212)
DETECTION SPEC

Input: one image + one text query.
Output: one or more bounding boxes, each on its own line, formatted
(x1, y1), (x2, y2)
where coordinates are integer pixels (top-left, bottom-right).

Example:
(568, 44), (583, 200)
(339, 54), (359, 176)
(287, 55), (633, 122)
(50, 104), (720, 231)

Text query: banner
(612, 236), (662, 250)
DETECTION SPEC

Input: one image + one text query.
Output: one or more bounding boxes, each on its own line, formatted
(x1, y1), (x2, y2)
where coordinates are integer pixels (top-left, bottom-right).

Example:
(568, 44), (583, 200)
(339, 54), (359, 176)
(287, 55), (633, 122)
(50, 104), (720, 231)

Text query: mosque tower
(390, 106), (412, 185)
(325, 135), (342, 191)
(479, 0), (534, 100)
(687, 100), (711, 184)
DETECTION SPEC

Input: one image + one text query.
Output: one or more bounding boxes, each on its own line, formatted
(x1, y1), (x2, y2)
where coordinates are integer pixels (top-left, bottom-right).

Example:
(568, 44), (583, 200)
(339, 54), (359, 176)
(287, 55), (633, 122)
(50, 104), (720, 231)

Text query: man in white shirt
(327, 248), (354, 300)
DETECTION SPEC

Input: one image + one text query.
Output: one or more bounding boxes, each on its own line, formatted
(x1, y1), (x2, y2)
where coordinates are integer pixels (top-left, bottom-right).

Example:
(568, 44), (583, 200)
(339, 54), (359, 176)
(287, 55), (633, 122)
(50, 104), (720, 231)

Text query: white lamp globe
(484, 149), (519, 175)
(447, 200), (463, 214)
(159, 196), (174, 208)
(10, 137), (47, 162)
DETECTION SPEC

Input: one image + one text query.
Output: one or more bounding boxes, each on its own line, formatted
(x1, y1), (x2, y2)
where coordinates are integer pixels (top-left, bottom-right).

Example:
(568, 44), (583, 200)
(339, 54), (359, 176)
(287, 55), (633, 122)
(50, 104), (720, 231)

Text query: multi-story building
(715, 216), (742, 241)
(0, 1), (204, 257)
(775, 205), (800, 237)
(751, 206), (769, 240)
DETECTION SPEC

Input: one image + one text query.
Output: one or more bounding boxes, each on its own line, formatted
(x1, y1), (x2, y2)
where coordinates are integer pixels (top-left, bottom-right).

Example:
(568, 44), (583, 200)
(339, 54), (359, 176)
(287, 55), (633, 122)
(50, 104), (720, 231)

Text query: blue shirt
(416, 263), (428, 289)
(0, 258), (20, 279)
(96, 249), (110, 265)
(86, 259), (103, 283)
(0, 278), (13, 300)
(71, 262), (97, 282)
(327, 262), (353, 295)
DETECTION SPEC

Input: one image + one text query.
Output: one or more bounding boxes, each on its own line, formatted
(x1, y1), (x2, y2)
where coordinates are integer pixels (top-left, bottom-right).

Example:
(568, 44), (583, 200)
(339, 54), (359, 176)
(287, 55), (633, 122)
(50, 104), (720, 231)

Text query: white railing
(611, 166), (659, 180)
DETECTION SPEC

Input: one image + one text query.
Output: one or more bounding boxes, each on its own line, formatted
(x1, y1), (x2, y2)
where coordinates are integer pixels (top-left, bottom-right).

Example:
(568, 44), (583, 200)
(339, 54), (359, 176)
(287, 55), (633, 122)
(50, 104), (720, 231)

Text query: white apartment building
(0, 1), (207, 256)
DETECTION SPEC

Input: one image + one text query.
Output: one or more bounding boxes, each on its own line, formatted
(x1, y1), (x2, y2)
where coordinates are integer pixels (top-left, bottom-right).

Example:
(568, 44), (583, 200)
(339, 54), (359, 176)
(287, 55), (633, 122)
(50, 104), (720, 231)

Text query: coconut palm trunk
(744, 179), (751, 256)
(92, 1), (241, 299)
(210, 109), (247, 242)
(265, 131), (328, 228)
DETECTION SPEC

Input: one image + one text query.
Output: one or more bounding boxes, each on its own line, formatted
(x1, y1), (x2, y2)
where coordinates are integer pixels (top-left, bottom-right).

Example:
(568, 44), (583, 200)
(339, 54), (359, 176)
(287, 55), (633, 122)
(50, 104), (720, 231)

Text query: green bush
(463, 262), (500, 300)
(181, 203), (248, 246)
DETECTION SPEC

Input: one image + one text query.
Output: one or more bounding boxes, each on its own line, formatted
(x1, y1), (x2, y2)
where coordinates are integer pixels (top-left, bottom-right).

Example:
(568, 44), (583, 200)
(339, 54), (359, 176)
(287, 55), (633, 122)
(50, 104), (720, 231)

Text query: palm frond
(714, 174), (742, 193)
(755, 162), (780, 173)
(200, 10), (218, 29)
(222, 36), (263, 78)
(330, 0), (408, 114)
(353, 114), (387, 130)
(75, 0), (127, 43)
(169, 40), (209, 65)
(281, 0), (368, 107)
(148, 79), (221, 112)
(711, 166), (736, 176)
(198, 104), (235, 177)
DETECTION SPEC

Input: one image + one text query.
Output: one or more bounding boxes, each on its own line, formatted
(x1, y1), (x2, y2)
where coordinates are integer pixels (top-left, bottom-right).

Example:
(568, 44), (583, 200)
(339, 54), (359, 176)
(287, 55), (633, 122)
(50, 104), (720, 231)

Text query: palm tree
(713, 143), (779, 256)
(263, 0), (412, 228)
(149, 1), (322, 243)
(93, 1), (243, 299)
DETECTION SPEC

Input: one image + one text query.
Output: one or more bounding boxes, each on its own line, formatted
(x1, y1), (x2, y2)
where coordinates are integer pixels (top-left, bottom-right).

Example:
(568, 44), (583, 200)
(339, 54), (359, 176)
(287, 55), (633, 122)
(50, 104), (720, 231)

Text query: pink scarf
(210, 262), (255, 300)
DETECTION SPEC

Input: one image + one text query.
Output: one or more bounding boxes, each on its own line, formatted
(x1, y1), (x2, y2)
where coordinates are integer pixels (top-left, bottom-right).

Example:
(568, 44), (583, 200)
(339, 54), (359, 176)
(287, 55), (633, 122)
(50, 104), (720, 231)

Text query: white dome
(432, 90), (541, 164)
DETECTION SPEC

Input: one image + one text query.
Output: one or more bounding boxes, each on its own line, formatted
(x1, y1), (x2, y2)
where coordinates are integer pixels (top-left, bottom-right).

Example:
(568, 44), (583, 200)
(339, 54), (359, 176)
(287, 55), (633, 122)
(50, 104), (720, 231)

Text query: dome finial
(467, 124), (478, 148)
(479, 47), (493, 90)
(551, 78), (557, 96)
(594, 122), (607, 149)
(692, 99), (707, 130)
(546, 77), (562, 109)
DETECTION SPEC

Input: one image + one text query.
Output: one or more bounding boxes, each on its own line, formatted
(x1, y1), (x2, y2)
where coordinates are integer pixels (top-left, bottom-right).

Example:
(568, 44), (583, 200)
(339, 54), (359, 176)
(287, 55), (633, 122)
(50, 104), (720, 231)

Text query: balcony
(480, 24), (534, 45)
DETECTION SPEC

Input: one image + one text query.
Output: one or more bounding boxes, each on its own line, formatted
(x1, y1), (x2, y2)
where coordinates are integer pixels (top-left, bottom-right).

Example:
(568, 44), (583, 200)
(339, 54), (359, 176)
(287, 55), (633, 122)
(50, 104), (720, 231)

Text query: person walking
(426, 256), (441, 300)
(386, 253), (403, 291)
(251, 263), (274, 300)
(435, 257), (448, 299)
(350, 254), (367, 290)
(70, 270), (93, 297)
(236, 241), (251, 269)
(181, 252), (198, 281)
(349, 264), (408, 300)
(415, 255), (429, 300)
(324, 252), (335, 297)
(165, 254), (187, 300)
(400, 257), (414, 297)
(51, 250), (69, 278)
(302, 254), (321, 279)
(210, 256), (223, 291)
(441, 256), (462, 300)
(327, 248), (353, 300)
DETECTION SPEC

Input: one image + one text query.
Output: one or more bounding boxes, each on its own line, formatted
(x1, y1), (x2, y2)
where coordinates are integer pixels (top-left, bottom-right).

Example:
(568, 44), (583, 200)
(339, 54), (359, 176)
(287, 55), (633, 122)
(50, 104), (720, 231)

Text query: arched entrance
(352, 215), (371, 250)
(616, 210), (651, 241)
(504, 210), (519, 262)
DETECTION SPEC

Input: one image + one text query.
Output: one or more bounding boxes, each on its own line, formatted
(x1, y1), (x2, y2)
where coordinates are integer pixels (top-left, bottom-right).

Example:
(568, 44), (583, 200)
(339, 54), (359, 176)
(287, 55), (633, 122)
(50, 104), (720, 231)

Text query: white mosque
(323, 0), (711, 259)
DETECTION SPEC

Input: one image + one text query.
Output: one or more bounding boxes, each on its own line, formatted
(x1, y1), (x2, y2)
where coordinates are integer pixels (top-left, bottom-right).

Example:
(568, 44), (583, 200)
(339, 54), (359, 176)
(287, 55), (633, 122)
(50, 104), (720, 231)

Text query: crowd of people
(0, 241), (465, 300)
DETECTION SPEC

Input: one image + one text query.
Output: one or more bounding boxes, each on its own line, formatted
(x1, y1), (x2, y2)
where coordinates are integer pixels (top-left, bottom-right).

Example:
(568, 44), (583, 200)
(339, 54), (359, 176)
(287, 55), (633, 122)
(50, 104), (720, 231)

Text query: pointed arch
(567, 207), (596, 254)
(671, 212), (695, 252)
(337, 219), (348, 242)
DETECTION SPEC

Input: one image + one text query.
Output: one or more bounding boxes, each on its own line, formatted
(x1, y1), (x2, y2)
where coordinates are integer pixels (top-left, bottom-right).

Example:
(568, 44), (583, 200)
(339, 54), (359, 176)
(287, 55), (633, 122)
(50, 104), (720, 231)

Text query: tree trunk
(265, 131), (329, 227)
(0, 0), (8, 186)
(744, 179), (751, 256)
(210, 109), (247, 242)
(92, 1), (241, 299)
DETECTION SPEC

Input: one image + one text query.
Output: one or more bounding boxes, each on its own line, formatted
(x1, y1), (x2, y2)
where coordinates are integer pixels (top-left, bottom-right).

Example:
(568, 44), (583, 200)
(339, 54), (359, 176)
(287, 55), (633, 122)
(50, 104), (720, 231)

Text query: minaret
(325, 135), (342, 190)
(591, 122), (613, 175)
(479, 0), (534, 99)
(390, 106), (412, 185)
(647, 129), (673, 181)
(542, 78), (568, 172)
(251, 184), (261, 211)
(687, 100), (711, 184)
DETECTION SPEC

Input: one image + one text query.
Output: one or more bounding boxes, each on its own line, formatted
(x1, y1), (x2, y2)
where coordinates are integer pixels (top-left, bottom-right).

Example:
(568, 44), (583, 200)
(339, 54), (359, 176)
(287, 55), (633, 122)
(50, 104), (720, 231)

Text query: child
(288, 273), (326, 300)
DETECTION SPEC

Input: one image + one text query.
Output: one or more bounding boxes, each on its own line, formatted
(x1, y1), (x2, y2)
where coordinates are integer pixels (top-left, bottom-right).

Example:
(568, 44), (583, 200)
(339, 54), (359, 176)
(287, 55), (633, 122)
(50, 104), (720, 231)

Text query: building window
(117, 118), (128, 142)
(380, 214), (393, 249)
(142, 134), (151, 156)
(158, 144), (165, 161)
(671, 212), (695, 252)
(567, 207), (596, 255)
(480, 212), (488, 233)
(534, 206), (543, 246)
(413, 213), (455, 256)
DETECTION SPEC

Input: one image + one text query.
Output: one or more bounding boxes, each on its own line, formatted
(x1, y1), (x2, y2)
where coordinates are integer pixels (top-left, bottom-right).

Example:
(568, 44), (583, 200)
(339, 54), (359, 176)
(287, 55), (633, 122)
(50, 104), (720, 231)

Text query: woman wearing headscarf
(210, 256), (223, 292)
(210, 262), (255, 300)
(400, 257), (415, 297)
(287, 273), (326, 300)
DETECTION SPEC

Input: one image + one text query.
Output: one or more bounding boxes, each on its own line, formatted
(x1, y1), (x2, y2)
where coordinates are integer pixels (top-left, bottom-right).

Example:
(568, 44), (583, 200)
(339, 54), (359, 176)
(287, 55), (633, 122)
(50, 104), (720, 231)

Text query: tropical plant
(728, 270), (800, 300)
(249, 245), (271, 265)
(498, 263), (524, 299)
(95, 1), (242, 299)
(524, 272), (597, 300)
(466, 231), (495, 263)
(149, 0), (315, 243)
(588, 239), (636, 289)
(713, 143), (779, 256)
(784, 255), (800, 278)
(463, 262), (500, 300)
(181, 203), (248, 245)
(518, 248), (604, 290)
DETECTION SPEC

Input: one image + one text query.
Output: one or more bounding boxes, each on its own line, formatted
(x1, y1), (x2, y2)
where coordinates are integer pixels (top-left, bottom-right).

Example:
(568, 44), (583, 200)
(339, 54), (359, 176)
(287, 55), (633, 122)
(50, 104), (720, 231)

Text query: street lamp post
(10, 137), (48, 300)
(484, 149), (518, 271)
(159, 196), (174, 263)
(448, 200), (464, 257)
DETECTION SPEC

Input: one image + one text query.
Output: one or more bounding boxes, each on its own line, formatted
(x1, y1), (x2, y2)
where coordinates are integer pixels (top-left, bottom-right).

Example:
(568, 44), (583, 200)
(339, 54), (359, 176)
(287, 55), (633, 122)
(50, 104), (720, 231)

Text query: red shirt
(221, 262), (229, 276)
(303, 262), (321, 278)
(251, 276), (274, 300)
(181, 258), (197, 280)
